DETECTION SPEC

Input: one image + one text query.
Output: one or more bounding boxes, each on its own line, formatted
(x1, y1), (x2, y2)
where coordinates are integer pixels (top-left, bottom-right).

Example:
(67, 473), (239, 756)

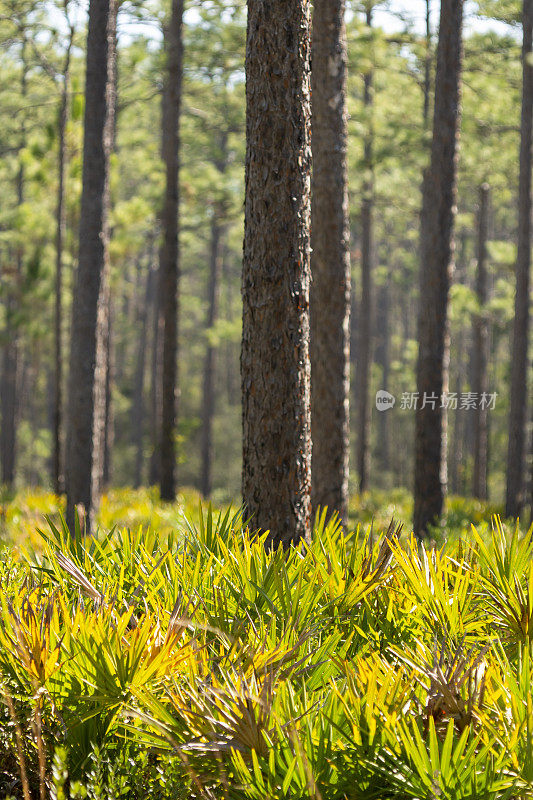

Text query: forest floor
(0, 485), (521, 552)
(1, 487), (532, 798)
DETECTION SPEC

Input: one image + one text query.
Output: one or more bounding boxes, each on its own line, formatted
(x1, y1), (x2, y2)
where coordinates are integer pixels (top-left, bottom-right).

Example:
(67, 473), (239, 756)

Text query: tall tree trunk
(133, 261), (156, 488)
(449, 230), (468, 495)
(22, 354), (38, 485)
(375, 266), (391, 473)
(66, 0), (117, 532)
(310, 0), (351, 523)
(101, 20), (119, 492)
(528, 405), (533, 527)
(200, 218), (225, 499)
(1, 37), (27, 489)
(450, 333), (466, 495)
(53, 21), (74, 496)
(102, 299), (114, 489)
(356, 6), (375, 494)
(159, 0), (184, 503)
(506, 0), (532, 520)
(472, 183), (490, 500)
(424, 0), (432, 128)
(1, 316), (18, 488)
(413, 0), (463, 538)
(242, 0), (312, 548)
(149, 265), (162, 486)
(222, 252), (239, 407)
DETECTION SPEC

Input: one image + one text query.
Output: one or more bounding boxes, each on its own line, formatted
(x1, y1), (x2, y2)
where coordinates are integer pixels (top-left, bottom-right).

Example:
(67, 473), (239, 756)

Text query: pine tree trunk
(1, 314), (18, 488)
(414, 0), (463, 537)
(1, 39), (27, 489)
(423, 0), (432, 127)
(159, 0), (184, 503)
(102, 299), (114, 489)
(52, 24), (74, 497)
(450, 332), (466, 495)
(375, 270), (391, 473)
(133, 262), (156, 488)
(472, 183), (490, 500)
(449, 231), (468, 495)
(356, 7), (375, 494)
(528, 405), (533, 527)
(149, 265), (162, 486)
(200, 218), (225, 499)
(66, 0), (117, 532)
(222, 252), (239, 407)
(506, 0), (532, 520)
(102, 32), (119, 494)
(242, 0), (312, 548)
(310, 0), (351, 523)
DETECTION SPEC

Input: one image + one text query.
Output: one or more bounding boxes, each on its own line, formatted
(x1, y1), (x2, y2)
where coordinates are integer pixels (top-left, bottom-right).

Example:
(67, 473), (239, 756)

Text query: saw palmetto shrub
(0, 507), (533, 799)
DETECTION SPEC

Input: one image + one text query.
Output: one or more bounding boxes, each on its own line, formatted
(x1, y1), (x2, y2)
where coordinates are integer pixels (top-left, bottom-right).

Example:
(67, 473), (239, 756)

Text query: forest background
(0, 0), (531, 531)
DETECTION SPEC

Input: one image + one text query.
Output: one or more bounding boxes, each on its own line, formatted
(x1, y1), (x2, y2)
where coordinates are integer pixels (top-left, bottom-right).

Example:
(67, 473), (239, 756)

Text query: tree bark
(222, 250), (239, 407)
(159, 0), (184, 503)
(102, 298), (114, 489)
(200, 218), (225, 499)
(424, 0), (432, 128)
(66, 0), (117, 532)
(1, 312), (19, 488)
(52, 13), (74, 497)
(414, 0), (463, 537)
(356, 6), (375, 494)
(1, 37), (27, 489)
(310, 0), (351, 523)
(375, 266), (391, 473)
(242, 0), (312, 548)
(133, 261), (156, 488)
(149, 264), (162, 487)
(450, 333), (466, 495)
(506, 0), (532, 520)
(528, 406), (533, 527)
(449, 230), (468, 495)
(472, 183), (490, 500)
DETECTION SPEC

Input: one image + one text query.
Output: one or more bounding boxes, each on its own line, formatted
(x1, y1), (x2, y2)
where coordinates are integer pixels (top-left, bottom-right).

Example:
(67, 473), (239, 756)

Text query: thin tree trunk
(1, 37), (27, 489)
(133, 262), (156, 488)
(102, 299), (114, 489)
(222, 251), (239, 407)
(450, 333), (466, 495)
(200, 218), (225, 499)
(528, 406), (533, 527)
(375, 268), (391, 473)
(472, 183), (490, 500)
(242, 0), (312, 548)
(506, 0), (532, 520)
(159, 0), (184, 503)
(53, 20), (74, 496)
(1, 317), (18, 488)
(149, 265), (162, 486)
(22, 355), (38, 485)
(356, 6), (375, 494)
(449, 231), (468, 495)
(414, 0), (463, 538)
(66, 0), (117, 532)
(424, 0), (432, 128)
(101, 22), (120, 493)
(310, 0), (351, 523)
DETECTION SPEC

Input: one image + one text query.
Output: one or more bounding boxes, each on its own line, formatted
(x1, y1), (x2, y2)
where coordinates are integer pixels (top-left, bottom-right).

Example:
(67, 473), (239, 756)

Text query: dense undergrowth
(1, 495), (533, 798)
(0, 486), (513, 552)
